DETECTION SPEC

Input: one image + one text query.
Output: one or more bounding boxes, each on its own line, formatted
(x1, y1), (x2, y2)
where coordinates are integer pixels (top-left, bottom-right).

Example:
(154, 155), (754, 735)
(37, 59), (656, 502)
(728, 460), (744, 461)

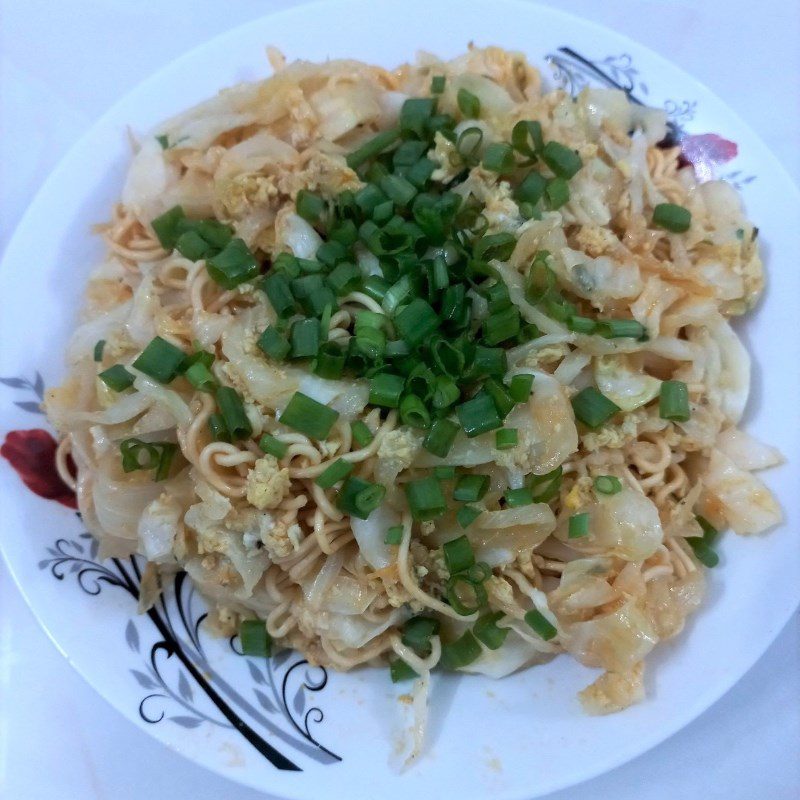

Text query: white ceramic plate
(1, 1), (798, 797)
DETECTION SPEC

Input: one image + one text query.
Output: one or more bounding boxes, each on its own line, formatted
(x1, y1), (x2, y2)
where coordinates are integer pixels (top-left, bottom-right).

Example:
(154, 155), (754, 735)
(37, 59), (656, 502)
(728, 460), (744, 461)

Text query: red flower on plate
(1, 429), (77, 508)
(679, 133), (739, 182)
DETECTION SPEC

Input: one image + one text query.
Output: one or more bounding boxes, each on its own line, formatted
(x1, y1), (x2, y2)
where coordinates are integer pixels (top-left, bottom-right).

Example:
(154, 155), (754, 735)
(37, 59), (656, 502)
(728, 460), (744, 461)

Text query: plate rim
(1, 0), (799, 797)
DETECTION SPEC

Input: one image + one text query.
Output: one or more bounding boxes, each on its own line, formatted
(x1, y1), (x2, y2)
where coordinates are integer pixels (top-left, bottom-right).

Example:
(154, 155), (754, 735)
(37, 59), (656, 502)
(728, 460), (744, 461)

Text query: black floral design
(546, 46), (693, 143)
(0, 371), (45, 414)
(37, 526), (340, 770)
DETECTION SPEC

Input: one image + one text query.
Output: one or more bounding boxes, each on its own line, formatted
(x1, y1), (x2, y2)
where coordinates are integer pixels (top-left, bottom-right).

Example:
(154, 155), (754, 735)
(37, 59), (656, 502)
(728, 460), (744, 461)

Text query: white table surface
(1, 1), (798, 798)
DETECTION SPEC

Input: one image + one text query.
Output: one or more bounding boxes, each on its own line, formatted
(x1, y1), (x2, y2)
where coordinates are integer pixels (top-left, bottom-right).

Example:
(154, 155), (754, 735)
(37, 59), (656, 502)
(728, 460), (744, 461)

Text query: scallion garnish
(385, 525), (404, 545)
(457, 88), (480, 118)
(132, 336), (186, 383)
(456, 391), (502, 438)
(571, 386), (620, 429)
(652, 202), (691, 233)
(93, 340), (106, 362)
(593, 475), (622, 495)
(404, 476), (447, 521)
(98, 364), (134, 392)
(216, 386), (252, 440)
(239, 619), (272, 657)
(456, 504), (482, 529)
(279, 392), (339, 440)
(350, 420), (374, 448)
(259, 434), (288, 459)
(315, 459), (354, 489)
(206, 238), (259, 289)
(504, 487), (533, 507)
(473, 611), (508, 650)
(524, 609), (557, 641)
(568, 512), (590, 539)
(336, 476), (386, 519)
(659, 380), (691, 422)
(453, 475), (489, 503)
(440, 631), (482, 669)
(389, 658), (418, 683)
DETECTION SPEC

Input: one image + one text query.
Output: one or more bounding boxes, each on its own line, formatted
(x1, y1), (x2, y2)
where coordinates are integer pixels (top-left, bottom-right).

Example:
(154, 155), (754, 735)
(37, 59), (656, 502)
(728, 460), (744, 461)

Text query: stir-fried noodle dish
(47, 47), (782, 736)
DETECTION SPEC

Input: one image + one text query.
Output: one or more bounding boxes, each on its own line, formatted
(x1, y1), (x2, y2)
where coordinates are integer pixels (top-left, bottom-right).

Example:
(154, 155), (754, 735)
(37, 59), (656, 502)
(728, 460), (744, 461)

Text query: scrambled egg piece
(521, 343), (570, 369)
(581, 413), (641, 451)
(573, 224), (620, 257)
(218, 172), (279, 217)
(246, 455), (291, 510)
(377, 428), (422, 470)
(261, 520), (302, 559)
(579, 662), (645, 715)
(563, 476), (594, 512)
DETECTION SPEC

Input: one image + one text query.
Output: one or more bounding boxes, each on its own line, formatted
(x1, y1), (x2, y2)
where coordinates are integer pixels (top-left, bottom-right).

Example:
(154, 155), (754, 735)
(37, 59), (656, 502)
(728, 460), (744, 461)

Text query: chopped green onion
(385, 525), (404, 545)
(453, 474), (489, 503)
(259, 434), (288, 459)
(423, 418), (460, 457)
(296, 190), (326, 223)
(696, 515), (720, 544)
(457, 391), (502, 437)
(208, 413), (229, 442)
(688, 538), (720, 568)
(473, 612), (509, 650)
(393, 298), (440, 346)
(541, 141), (583, 179)
(471, 347), (507, 379)
(442, 534), (475, 574)
(594, 475), (622, 495)
(132, 336), (186, 383)
(327, 261), (361, 296)
(98, 364), (134, 392)
(653, 202), (691, 233)
(93, 340), (106, 362)
(402, 616), (440, 653)
(185, 362), (217, 393)
(336, 476), (386, 519)
(456, 505), (482, 529)
(216, 386), (252, 440)
(456, 126), (484, 164)
(400, 394), (431, 429)
(262, 273), (295, 318)
(660, 380), (691, 422)
(404, 476), (447, 521)
(502, 487), (532, 507)
(432, 466), (455, 481)
(430, 75), (446, 94)
(279, 392), (339, 440)
(206, 238), (259, 289)
(315, 459), (354, 489)
(568, 315), (597, 335)
(457, 88), (480, 118)
(346, 127), (400, 170)
(508, 373), (534, 403)
(289, 318), (320, 359)
(529, 466), (563, 503)
(474, 232), (517, 263)
(310, 342), (343, 380)
(568, 512), (590, 539)
(446, 574), (488, 615)
(545, 177), (570, 209)
(400, 98), (436, 137)
(483, 305), (521, 345)
(524, 609), (557, 641)
(597, 319), (646, 339)
(515, 170), (547, 207)
(369, 373), (404, 408)
(351, 420), (374, 448)
(432, 376), (460, 410)
(257, 326), (290, 362)
(119, 438), (176, 481)
(525, 251), (556, 304)
(441, 630), (482, 669)
(482, 142), (516, 174)
(484, 378), (515, 420)
(511, 120), (544, 159)
(154, 443), (178, 482)
(483, 281), (511, 313)
(239, 619), (272, 657)
(175, 230), (211, 261)
(380, 173), (417, 207)
(151, 206), (186, 250)
(571, 387), (620, 429)
(155, 134), (170, 150)
(389, 658), (418, 683)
